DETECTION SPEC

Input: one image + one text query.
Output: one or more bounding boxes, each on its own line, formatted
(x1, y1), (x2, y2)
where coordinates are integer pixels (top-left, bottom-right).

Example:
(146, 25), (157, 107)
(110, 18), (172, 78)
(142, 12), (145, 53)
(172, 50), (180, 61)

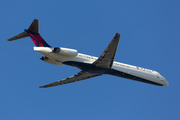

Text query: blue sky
(1, 0), (180, 120)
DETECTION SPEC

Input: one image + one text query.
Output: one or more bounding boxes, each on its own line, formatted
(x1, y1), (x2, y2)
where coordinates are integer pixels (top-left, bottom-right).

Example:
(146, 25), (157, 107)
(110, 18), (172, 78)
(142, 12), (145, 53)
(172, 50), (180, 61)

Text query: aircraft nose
(163, 78), (169, 86)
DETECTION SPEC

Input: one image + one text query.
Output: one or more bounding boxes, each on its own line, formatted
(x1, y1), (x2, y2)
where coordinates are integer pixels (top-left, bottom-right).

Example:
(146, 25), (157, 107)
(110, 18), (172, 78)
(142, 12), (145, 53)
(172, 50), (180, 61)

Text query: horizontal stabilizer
(7, 19), (39, 41)
(7, 31), (29, 41)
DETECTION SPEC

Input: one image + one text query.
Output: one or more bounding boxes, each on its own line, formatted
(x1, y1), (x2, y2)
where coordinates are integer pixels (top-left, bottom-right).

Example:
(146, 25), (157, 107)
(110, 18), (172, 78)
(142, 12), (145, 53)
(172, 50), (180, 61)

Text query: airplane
(7, 19), (169, 88)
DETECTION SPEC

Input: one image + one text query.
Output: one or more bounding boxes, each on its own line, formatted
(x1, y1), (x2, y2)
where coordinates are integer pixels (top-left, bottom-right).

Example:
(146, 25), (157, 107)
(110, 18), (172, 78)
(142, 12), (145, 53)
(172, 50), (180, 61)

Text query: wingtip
(114, 33), (120, 39)
(39, 85), (52, 88)
(39, 86), (45, 88)
(116, 33), (120, 36)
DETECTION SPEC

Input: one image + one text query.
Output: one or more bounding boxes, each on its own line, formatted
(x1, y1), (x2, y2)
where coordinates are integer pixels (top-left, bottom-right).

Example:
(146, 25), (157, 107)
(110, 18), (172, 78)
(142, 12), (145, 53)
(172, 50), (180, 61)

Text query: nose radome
(163, 79), (169, 86)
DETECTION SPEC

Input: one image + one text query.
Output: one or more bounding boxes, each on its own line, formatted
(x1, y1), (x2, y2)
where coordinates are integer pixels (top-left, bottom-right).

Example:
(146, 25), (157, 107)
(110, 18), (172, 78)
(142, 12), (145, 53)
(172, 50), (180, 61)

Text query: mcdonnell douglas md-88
(7, 19), (169, 88)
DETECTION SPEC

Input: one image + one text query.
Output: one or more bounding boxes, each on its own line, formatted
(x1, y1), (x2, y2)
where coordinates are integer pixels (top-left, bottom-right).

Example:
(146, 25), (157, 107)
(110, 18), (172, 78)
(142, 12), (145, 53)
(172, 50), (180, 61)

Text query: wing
(39, 71), (102, 88)
(93, 33), (120, 68)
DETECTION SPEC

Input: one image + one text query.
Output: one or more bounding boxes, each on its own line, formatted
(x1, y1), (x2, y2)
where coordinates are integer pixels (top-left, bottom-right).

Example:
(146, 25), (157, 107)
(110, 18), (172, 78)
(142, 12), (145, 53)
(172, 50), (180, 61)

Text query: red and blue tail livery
(7, 19), (51, 47)
(26, 30), (51, 47)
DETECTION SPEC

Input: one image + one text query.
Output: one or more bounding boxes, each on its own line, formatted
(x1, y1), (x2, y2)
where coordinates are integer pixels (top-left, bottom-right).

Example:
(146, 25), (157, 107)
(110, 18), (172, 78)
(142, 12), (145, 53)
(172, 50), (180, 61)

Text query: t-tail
(7, 19), (51, 47)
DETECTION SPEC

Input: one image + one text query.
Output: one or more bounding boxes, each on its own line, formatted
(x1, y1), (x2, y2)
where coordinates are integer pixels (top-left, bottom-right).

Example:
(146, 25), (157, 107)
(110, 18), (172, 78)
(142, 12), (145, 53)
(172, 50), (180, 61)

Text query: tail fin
(7, 19), (51, 47)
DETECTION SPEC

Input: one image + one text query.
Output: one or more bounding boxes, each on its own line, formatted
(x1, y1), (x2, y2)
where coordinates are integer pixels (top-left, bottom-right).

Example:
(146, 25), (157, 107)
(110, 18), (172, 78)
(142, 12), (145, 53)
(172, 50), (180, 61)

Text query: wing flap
(40, 71), (102, 88)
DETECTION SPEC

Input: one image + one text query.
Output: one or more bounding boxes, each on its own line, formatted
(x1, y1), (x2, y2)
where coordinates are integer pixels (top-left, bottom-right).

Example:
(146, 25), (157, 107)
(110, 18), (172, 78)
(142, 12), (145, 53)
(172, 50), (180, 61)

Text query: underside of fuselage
(62, 61), (163, 86)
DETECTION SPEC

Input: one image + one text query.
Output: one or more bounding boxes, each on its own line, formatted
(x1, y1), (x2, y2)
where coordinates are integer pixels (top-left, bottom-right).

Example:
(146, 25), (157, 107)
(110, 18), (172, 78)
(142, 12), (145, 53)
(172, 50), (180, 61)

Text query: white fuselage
(34, 47), (169, 86)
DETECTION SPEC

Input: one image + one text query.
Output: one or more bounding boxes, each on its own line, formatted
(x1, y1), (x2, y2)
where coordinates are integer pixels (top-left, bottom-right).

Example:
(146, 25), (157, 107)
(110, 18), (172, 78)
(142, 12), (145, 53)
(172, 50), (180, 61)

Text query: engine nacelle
(40, 56), (63, 65)
(53, 47), (78, 56)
